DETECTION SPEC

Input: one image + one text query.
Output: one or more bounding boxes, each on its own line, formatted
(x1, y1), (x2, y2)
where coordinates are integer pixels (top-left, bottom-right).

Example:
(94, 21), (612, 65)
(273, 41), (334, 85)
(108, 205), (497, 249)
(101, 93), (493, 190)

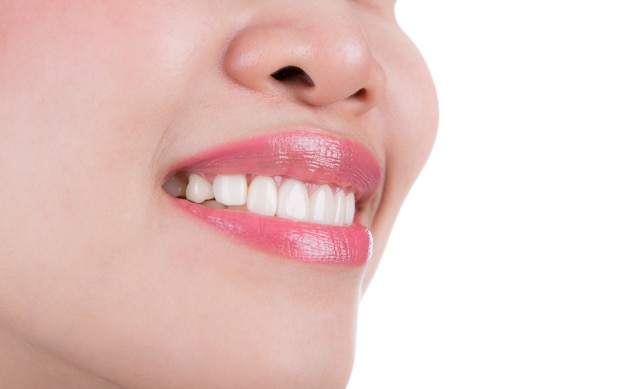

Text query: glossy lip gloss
(166, 130), (382, 265)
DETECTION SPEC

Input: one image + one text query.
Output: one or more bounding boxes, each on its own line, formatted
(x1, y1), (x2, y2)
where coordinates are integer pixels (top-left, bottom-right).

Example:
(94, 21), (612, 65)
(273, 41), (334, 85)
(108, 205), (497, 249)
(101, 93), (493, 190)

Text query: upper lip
(164, 129), (382, 208)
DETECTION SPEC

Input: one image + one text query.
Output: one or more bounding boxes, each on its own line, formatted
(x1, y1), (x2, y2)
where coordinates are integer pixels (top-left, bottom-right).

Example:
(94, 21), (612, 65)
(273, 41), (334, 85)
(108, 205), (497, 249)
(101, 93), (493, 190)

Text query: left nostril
(271, 66), (315, 87)
(352, 88), (367, 99)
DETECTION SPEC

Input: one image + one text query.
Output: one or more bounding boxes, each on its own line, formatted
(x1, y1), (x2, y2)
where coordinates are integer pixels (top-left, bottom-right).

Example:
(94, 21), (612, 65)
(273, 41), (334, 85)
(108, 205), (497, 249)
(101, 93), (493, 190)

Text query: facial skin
(0, 1), (437, 387)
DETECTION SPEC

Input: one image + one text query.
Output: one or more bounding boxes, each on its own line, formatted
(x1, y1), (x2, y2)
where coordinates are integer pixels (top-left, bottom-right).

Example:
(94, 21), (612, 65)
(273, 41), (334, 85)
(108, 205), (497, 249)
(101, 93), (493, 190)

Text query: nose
(223, 9), (386, 115)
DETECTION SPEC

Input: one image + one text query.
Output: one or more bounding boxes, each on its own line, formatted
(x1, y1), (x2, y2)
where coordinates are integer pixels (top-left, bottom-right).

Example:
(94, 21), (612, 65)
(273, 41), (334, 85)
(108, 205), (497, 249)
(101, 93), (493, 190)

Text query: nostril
(271, 66), (315, 87)
(352, 88), (367, 99)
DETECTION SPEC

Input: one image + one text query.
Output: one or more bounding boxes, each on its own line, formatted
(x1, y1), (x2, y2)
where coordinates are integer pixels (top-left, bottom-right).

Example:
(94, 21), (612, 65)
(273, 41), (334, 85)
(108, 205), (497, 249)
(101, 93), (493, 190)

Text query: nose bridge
(222, 6), (385, 113)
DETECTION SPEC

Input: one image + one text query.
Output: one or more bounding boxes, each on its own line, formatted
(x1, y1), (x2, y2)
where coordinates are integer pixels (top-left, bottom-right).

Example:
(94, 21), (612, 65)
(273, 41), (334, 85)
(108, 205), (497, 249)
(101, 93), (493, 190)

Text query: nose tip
(223, 20), (386, 115)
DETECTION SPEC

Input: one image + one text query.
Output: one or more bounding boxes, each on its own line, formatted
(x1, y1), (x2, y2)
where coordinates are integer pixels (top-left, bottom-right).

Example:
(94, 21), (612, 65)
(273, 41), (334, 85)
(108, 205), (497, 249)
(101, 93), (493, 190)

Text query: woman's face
(0, 1), (437, 387)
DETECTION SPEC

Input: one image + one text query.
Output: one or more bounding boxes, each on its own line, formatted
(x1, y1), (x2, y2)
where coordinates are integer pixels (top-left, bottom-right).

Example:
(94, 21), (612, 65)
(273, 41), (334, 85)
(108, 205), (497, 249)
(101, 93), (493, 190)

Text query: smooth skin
(0, 1), (437, 387)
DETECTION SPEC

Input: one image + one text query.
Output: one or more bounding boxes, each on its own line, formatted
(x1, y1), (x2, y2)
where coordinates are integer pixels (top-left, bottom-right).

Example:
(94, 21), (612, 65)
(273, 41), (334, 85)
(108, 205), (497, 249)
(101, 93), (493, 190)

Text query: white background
(349, 1), (625, 388)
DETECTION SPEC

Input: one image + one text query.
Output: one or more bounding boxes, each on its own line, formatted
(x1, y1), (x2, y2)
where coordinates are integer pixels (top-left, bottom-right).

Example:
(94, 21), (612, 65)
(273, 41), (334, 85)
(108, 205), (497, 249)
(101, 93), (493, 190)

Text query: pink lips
(167, 131), (381, 265)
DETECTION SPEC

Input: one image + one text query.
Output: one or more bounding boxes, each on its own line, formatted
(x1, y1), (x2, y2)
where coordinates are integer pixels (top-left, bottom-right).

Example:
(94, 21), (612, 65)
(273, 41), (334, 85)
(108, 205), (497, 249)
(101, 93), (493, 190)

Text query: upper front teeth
(309, 185), (335, 225)
(247, 176), (278, 217)
(277, 178), (309, 222)
(167, 173), (356, 227)
(213, 174), (247, 206)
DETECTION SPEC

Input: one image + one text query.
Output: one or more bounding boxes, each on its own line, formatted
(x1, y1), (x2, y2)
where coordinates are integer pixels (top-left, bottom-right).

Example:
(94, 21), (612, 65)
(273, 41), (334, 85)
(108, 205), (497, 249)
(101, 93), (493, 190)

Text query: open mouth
(163, 130), (381, 265)
(164, 173), (356, 227)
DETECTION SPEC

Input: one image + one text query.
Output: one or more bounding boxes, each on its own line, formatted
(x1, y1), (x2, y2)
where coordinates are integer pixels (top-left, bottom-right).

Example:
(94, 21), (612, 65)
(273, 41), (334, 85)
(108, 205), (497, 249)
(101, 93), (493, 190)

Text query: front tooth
(213, 174), (247, 206)
(277, 178), (309, 221)
(344, 192), (355, 225)
(333, 190), (347, 226)
(247, 176), (277, 216)
(309, 185), (335, 225)
(185, 174), (213, 203)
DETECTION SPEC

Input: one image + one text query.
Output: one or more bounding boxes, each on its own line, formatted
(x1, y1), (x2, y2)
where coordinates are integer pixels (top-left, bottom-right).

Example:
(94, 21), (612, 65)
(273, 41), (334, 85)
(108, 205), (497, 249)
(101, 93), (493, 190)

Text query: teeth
(163, 174), (187, 198)
(333, 189), (347, 226)
(277, 178), (309, 222)
(309, 185), (335, 225)
(202, 200), (226, 209)
(185, 174), (214, 204)
(164, 174), (357, 227)
(344, 192), (356, 226)
(246, 176), (277, 216)
(213, 174), (247, 206)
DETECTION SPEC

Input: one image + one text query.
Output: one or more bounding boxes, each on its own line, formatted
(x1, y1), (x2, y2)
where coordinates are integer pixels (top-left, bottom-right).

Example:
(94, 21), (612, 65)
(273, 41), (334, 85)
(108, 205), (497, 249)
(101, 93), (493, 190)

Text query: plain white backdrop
(349, 1), (625, 388)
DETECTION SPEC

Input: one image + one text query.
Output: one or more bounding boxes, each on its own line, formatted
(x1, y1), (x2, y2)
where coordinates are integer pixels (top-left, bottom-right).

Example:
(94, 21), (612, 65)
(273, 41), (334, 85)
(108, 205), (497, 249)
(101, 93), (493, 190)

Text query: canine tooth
(344, 192), (355, 225)
(277, 178), (309, 221)
(213, 174), (247, 206)
(163, 175), (187, 198)
(333, 190), (347, 226)
(186, 174), (213, 203)
(247, 176), (277, 216)
(309, 185), (335, 225)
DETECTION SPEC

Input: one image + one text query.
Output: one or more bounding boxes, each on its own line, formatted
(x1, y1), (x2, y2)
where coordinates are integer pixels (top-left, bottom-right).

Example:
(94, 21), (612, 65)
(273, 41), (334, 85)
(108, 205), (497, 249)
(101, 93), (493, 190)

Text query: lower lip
(175, 199), (373, 265)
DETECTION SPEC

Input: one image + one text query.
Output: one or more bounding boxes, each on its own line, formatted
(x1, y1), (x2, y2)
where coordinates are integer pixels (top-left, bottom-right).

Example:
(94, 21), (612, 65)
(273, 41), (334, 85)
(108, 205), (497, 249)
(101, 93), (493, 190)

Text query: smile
(164, 173), (357, 227)
(163, 130), (381, 265)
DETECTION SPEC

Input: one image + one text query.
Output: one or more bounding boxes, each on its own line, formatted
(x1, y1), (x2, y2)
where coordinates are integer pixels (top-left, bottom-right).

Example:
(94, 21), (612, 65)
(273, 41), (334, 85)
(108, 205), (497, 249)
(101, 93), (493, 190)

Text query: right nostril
(271, 66), (315, 87)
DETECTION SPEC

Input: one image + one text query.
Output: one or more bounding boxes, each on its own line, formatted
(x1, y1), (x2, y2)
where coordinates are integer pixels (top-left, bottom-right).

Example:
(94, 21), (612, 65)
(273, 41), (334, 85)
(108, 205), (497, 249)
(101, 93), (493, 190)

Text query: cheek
(386, 43), (438, 183)
(375, 30), (438, 207)
(0, 3), (179, 324)
(0, 1), (218, 248)
(363, 29), (439, 286)
(364, 19), (438, 190)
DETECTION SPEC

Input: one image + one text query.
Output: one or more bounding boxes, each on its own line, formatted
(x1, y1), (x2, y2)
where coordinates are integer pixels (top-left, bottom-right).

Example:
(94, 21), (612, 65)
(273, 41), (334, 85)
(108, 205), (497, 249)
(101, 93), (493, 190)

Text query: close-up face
(0, 1), (437, 387)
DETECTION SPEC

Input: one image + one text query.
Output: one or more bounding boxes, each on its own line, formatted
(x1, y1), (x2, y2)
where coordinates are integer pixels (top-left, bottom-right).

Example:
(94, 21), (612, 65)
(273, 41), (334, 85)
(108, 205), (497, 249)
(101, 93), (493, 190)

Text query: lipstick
(164, 131), (381, 265)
